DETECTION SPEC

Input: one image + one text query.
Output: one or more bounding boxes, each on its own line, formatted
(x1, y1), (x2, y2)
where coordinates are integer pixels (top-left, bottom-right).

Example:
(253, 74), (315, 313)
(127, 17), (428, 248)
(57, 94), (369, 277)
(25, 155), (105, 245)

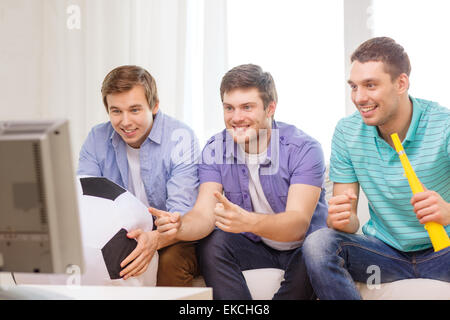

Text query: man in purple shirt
(152, 64), (327, 299)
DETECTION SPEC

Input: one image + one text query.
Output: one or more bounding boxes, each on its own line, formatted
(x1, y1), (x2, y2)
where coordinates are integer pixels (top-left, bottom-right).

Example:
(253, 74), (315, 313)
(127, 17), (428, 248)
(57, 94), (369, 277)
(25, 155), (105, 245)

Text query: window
(371, 0), (450, 107)
(227, 0), (345, 161)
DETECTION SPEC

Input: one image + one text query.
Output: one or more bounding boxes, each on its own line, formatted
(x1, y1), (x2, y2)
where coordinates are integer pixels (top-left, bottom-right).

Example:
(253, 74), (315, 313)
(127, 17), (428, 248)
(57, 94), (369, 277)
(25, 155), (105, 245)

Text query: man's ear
(396, 73), (410, 95)
(266, 101), (276, 119)
(152, 102), (160, 115)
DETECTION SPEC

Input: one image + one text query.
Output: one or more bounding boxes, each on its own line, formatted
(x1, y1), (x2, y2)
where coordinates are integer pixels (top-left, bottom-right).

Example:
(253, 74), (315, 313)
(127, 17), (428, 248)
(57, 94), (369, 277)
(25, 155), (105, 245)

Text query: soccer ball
(76, 176), (158, 286)
(14, 176), (158, 287)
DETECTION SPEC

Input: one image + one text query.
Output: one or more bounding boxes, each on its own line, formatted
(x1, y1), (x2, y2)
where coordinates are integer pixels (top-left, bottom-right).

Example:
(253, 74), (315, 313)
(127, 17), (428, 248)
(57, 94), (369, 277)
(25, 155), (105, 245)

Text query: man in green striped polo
(302, 37), (450, 299)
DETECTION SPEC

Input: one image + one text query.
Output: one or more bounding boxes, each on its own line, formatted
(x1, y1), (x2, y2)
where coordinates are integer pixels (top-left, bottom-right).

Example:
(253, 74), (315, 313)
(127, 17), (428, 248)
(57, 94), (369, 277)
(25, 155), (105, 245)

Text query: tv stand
(0, 272), (212, 300)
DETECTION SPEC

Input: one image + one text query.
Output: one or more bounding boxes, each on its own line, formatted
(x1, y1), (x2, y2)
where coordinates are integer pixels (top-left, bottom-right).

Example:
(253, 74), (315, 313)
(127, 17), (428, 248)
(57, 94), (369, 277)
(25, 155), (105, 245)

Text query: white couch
(211, 268), (450, 300)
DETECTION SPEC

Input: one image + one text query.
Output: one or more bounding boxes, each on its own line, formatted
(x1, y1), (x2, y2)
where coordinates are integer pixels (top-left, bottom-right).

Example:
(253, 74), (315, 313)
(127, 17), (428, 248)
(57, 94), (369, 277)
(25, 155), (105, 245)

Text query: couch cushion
(242, 268), (285, 300)
(356, 279), (450, 300)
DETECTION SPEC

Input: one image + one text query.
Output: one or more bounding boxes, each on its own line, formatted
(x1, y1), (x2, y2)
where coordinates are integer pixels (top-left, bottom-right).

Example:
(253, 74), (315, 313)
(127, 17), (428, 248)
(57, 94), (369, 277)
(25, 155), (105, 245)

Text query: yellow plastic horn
(391, 133), (450, 252)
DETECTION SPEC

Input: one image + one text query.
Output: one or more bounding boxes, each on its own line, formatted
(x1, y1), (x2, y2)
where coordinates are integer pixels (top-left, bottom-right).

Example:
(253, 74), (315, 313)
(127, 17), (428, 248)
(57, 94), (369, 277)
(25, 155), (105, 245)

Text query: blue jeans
(197, 229), (314, 300)
(302, 228), (450, 300)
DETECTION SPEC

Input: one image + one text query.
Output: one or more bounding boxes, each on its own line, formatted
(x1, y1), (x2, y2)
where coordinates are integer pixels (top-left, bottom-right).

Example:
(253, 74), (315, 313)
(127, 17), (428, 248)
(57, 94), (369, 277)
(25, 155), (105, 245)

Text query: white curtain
(0, 0), (228, 164)
(226, 0), (345, 162)
(41, 0), (192, 163)
(180, 0), (228, 145)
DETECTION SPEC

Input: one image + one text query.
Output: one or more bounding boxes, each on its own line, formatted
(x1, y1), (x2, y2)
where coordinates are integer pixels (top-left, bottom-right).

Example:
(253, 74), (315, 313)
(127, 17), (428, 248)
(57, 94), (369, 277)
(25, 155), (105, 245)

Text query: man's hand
(119, 229), (158, 280)
(150, 207), (181, 240)
(411, 189), (450, 226)
(213, 192), (254, 233)
(327, 189), (358, 232)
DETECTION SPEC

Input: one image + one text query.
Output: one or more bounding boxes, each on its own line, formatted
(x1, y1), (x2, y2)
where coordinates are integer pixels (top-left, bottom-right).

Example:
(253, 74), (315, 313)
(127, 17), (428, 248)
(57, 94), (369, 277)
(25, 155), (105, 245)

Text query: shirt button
(243, 194), (248, 199)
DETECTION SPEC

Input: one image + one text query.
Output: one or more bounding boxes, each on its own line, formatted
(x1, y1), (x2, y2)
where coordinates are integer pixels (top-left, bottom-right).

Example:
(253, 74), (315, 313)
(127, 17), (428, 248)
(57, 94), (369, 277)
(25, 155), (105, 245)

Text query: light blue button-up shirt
(77, 110), (200, 214)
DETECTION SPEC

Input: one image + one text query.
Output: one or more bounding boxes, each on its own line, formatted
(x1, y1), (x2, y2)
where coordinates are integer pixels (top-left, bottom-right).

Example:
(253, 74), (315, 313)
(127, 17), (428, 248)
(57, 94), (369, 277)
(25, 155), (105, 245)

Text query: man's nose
(354, 88), (369, 105)
(231, 109), (245, 123)
(121, 112), (132, 126)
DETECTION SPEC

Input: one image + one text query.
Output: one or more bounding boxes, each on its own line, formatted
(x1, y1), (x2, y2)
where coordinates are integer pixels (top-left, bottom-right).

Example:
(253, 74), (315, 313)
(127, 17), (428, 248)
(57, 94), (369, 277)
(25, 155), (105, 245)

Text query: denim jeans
(197, 229), (315, 300)
(302, 228), (450, 300)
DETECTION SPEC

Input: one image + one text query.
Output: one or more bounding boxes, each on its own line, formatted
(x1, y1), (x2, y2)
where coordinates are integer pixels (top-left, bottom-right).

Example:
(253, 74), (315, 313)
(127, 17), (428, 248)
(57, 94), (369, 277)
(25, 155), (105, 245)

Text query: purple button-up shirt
(199, 120), (328, 242)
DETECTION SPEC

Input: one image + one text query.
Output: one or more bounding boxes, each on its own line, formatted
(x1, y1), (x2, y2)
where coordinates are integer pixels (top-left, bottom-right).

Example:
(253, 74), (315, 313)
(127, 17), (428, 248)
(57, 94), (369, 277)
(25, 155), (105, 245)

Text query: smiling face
(107, 85), (159, 148)
(348, 60), (406, 129)
(223, 87), (275, 153)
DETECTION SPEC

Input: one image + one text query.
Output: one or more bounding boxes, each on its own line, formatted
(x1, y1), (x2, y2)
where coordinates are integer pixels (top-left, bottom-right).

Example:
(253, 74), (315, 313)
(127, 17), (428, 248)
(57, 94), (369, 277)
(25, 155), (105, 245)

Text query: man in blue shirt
(152, 64), (328, 299)
(77, 65), (200, 285)
(302, 37), (450, 299)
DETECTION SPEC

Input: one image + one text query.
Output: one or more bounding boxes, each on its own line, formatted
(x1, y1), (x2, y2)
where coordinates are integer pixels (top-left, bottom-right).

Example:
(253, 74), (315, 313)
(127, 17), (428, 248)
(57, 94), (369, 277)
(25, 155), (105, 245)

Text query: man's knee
(198, 230), (227, 254)
(303, 228), (340, 260)
(157, 241), (198, 286)
(197, 229), (236, 265)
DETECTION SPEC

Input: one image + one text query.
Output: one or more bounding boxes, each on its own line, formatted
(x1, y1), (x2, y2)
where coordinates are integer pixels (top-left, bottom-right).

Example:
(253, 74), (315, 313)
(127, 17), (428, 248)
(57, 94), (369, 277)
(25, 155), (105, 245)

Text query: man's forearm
(156, 232), (179, 250)
(249, 211), (311, 242)
(176, 210), (215, 241)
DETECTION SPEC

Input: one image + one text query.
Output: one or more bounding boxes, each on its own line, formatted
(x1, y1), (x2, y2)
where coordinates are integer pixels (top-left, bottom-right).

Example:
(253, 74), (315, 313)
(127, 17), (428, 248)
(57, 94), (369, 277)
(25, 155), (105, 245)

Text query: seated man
(303, 37), (450, 300)
(153, 64), (328, 299)
(77, 65), (199, 284)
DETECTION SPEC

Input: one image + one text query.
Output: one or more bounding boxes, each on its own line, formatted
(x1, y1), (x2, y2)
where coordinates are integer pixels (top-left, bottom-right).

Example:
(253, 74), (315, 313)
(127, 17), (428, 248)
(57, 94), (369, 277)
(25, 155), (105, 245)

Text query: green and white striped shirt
(330, 96), (450, 252)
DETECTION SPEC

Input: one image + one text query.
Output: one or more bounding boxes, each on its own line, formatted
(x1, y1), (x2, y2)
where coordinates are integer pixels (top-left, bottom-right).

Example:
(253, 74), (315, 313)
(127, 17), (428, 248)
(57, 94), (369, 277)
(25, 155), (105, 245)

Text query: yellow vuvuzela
(391, 133), (450, 252)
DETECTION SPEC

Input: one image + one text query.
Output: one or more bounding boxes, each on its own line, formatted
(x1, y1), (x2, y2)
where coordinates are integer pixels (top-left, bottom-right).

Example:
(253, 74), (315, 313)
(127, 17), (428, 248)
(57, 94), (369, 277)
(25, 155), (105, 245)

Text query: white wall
(0, 0), (44, 120)
(343, 0), (373, 229)
(371, 0), (450, 107)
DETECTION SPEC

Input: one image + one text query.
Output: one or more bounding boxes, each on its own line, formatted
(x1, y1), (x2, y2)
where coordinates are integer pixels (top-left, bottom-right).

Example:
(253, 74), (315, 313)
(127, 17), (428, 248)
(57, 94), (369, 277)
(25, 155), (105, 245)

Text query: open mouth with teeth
(121, 128), (137, 137)
(359, 105), (378, 115)
(232, 125), (250, 134)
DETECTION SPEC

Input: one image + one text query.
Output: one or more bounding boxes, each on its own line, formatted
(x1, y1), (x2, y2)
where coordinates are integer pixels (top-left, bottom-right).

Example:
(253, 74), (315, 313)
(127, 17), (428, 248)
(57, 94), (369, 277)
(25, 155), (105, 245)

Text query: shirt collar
(404, 96), (423, 142)
(224, 120), (278, 166)
(369, 95), (423, 141)
(148, 110), (163, 144)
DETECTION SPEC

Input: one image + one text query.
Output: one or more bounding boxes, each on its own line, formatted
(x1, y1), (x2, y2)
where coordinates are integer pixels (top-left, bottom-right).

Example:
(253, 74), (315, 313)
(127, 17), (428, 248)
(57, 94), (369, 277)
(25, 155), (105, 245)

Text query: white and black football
(76, 176), (158, 286)
(14, 176), (158, 287)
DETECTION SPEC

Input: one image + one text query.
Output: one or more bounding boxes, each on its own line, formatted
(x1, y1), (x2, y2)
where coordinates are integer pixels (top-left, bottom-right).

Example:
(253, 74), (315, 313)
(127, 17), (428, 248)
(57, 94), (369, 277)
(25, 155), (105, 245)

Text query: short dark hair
(351, 37), (411, 80)
(220, 64), (278, 108)
(101, 65), (159, 112)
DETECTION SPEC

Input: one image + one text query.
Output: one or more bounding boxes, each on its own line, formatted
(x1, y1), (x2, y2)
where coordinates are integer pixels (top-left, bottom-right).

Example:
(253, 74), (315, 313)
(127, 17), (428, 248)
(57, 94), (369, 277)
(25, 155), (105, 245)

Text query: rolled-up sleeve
(165, 129), (200, 215)
(198, 139), (222, 185)
(289, 140), (326, 188)
(329, 122), (358, 183)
